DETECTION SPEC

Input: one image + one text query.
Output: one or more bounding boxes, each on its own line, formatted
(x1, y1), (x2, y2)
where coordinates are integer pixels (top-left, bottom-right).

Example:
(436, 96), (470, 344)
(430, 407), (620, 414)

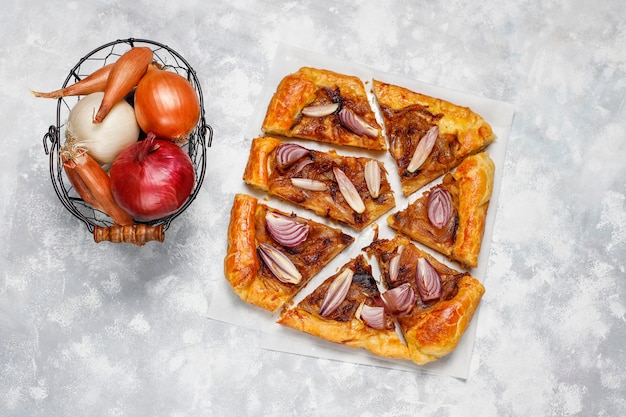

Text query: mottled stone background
(1, 0), (624, 416)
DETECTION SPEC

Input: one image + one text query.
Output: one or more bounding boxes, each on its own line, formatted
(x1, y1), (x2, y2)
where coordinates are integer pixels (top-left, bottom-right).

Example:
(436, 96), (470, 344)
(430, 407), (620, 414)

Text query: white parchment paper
(207, 43), (515, 379)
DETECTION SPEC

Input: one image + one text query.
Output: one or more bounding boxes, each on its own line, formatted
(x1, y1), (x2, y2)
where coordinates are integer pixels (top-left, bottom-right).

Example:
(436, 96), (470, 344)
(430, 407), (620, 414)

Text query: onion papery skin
(65, 92), (140, 165)
(109, 134), (195, 221)
(134, 64), (200, 143)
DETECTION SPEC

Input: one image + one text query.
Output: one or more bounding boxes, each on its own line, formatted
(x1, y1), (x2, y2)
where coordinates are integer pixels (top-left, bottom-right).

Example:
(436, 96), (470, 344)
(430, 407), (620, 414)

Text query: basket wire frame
(42, 38), (212, 234)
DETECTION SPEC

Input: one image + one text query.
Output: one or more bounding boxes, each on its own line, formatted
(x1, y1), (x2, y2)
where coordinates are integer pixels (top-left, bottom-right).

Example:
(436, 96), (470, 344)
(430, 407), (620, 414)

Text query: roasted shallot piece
(355, 302), (386, 330)
(338, 107), (378, 138)
(301, 103), (339, 117)
(364, 160), (381, 198)
(427, 187), (453, 228)
(257, 243), (302, 284)
(275, 143), (310, 170)
(416, 258), (443, 302)
(265, 212), (310, 248)
(407, 125), (439, 173)
(319, 268), (354, 317)
(291, 178), (327, 191)
(381, 283), (416, 315)
(333, 167), (365, 214)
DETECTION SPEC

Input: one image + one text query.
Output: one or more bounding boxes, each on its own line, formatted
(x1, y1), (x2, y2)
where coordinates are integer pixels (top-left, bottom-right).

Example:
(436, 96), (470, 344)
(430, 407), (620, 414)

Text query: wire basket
(42, 38), (212, 245)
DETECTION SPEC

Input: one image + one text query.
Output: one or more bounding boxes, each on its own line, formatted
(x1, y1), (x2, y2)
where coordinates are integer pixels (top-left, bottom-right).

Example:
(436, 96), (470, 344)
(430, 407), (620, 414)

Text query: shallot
(381, 283), (416, 315)
(30, 63), (114, 99)
(416, 258), (443, 302)
(319, 268), (353, 317)
(427, 187), (452, 228)
(333, 167), (365, 214)
(338, 108), (378, 138)
(265, 212), (310, 248)
(275, 143), (310, 170)
(407, 125), (438, 173)
(61, 148), (133, 226)
(257, 243), (302, 284)
(94, 47), (153, 123)
(356, 302), (386, 329)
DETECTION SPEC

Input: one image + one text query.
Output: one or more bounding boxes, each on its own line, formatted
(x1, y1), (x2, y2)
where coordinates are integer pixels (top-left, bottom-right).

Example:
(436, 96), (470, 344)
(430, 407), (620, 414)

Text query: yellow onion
(134, 63), (200, 143)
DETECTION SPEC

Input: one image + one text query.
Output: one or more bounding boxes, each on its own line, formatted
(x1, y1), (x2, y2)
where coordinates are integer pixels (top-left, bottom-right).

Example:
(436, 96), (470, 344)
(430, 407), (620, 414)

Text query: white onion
(65, 92), (140, 165)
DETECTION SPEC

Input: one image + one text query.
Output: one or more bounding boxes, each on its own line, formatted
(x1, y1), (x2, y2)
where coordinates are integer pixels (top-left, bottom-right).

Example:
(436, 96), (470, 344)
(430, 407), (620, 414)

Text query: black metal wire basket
(42, 38), (212, 245)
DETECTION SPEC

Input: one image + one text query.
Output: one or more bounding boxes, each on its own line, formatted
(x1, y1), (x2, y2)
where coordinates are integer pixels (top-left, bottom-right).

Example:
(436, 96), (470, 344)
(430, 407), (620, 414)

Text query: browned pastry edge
(278, 308), (411, 360)
(364, 234), (485, 365)
(262, 67), (387, 150)
(373, 80), (496, 196)
(224, 193), (354, 312)
(387, 152), (495, 268)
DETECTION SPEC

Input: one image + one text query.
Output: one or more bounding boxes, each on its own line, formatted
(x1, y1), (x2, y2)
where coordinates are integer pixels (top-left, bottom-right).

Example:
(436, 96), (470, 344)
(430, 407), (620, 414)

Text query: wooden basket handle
(93, 224), (164, 246)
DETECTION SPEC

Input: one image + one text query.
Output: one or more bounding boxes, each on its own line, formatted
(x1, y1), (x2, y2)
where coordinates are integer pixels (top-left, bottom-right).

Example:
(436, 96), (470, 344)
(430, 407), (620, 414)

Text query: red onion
(416, 258), (443, 302)
(109, 133), (195, 221)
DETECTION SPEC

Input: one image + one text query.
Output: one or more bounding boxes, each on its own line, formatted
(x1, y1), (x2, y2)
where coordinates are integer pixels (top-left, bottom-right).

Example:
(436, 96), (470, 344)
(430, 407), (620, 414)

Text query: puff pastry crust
(365, 234), (485, 365)
(387, 152), (494, 268)
(243, 136), (396, 231)
(262, 67), (386, 150)
(373, 80), (496, 196)
(278, 254), (411, 360)
(224, 193), (354, 312)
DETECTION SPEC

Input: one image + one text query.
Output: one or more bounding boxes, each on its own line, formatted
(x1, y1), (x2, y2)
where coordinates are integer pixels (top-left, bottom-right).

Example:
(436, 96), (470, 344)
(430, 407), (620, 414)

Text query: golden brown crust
(373, 80), (496, 196)
(224, 194), (354, 311)
(364, 234), (485, 365)
(242, 135), (281, 190)
(224, 193), (260, 293)
(402, 274), (484, 364)
(278, 308), (411, 360)
(387, 152), (495, 268)
(451, 152), (494, 267)
(278, 255), (411, 360)
(243, 136), (396, 231)
(262, 67), (386, 150)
